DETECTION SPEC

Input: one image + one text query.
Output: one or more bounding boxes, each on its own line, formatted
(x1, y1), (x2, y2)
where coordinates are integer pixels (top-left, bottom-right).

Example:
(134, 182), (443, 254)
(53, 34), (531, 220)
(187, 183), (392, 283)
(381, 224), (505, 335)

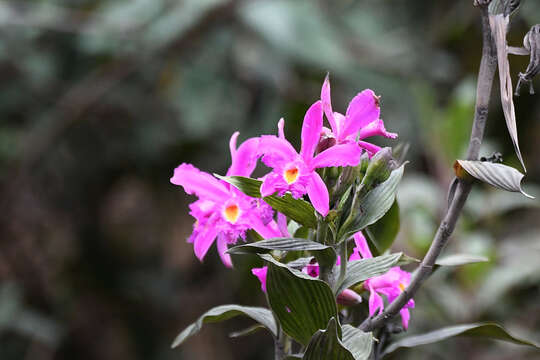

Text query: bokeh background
(1, 0), (539, 359)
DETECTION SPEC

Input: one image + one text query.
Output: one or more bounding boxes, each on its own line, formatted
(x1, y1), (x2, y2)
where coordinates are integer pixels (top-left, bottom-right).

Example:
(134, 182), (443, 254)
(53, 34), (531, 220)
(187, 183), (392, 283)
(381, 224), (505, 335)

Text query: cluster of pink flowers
(171, 76), (412, 328)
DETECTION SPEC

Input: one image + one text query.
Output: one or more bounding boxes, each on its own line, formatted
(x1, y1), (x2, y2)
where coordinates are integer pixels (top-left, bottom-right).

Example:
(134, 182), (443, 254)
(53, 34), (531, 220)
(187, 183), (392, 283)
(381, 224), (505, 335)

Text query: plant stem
(359, 4), (497, 332)
(335, 241), (348, 292)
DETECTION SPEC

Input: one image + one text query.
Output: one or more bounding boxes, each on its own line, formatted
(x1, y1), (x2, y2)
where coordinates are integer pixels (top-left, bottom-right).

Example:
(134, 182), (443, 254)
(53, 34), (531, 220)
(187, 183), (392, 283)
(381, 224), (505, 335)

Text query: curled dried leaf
(456, 160), (533, 199)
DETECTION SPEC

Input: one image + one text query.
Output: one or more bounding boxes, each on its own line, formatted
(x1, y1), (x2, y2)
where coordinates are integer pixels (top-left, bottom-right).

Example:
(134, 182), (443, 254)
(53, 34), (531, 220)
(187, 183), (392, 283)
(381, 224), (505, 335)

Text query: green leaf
(264, 193), (318, 228)
(456, 160), (533, 198)
(382, 322), (540, 356)
(366, 200), (400, 255)
(303, 318), (354, 360)
(228, 238), (330, 254)
(229, 324), (265, 338)
(215, 175), (262, 198)
(261, 254), (338, 345)
(286, 257), (316, 270)
(336, 253), (403, 294)
(338, 165), (404, 241)
(171, 305), (277, 348)
(342, 325), (373, 360)
(217, 175), (318, 227)
(435, 253), (489, 267)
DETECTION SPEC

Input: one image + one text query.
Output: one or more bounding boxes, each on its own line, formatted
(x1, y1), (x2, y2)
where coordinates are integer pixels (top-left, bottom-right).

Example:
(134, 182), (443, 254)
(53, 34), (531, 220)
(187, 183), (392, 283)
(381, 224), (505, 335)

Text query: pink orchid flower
(259, 100), (362, 216)
(320, 76), (397, 156)
(353, 232), (414, 329)
(171, 133), (280, 268)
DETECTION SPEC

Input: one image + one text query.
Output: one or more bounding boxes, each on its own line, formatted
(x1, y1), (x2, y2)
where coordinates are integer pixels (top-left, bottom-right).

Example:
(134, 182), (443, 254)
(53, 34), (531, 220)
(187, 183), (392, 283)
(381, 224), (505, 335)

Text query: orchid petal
(229, 131), (240, 160)
(217, 234), (233, 268)
(321, 75), (338, 134)
(342, 89), (380, 139)
(250, 215), (282, 239)
(171, 163), (229, 200)
(307, 172), (329, 216)
(334, 112), (346, 136)
(399, 308), (410, 330)
(260, 135), (298, 168)
(300, 100), (323, 164)
(227, 136), (260, 177)
(277, 212), (290, 237)
(357, 141), (381, 156)
(260, 173), (282, 197)
(312, 142), (362, 169)
(368, 286), (384, 316)
(358, 119), (398, 140)
(251, 266), (268, 292)
(278, 118), (286, 139)
(353, 232), (373, 259)
(193, 225), (220, 262)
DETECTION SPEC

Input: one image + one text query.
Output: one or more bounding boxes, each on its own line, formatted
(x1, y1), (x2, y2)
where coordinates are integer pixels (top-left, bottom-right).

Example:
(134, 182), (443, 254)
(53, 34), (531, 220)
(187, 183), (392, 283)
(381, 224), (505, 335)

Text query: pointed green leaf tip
(382, 322), (540, 356)
(171, 305), (277, 348)
(303, 318), (373, 360)
(260, 254), (338, 346)
(435, 253), (489, 267)
(456, 160), (533, 199)
(228, 238), (330, 254)
(216, 175), (318, 228)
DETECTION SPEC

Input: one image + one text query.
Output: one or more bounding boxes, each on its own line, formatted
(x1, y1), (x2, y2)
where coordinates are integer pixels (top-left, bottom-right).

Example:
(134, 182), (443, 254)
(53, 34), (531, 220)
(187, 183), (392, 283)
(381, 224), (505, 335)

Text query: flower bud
(358, 147), (395, 195)
(337, 289), (363, 306)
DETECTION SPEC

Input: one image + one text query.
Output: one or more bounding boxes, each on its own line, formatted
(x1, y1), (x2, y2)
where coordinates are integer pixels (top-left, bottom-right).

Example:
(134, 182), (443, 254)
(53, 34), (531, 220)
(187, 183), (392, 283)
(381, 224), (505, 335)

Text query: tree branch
(359, 4), (497, 332)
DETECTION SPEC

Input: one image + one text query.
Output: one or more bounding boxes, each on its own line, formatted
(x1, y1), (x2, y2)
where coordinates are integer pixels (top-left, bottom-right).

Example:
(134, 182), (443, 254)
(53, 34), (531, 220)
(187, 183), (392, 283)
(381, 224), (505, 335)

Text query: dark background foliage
(0, 1), (539, 359)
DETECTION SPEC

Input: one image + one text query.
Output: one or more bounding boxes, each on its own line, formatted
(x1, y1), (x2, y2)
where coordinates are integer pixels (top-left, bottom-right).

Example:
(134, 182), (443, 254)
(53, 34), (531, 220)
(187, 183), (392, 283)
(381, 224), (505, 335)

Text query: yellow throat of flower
(399, 283), (406, 292)
(224, 204), (240, 224)
(284, 167), (299, 184)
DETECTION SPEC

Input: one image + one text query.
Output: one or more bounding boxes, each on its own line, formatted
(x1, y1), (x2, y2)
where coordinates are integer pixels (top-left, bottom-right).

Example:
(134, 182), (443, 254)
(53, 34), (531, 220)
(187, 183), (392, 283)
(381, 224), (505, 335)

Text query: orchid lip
(283, 166), (300, 184)
(223, 203), (241, 224)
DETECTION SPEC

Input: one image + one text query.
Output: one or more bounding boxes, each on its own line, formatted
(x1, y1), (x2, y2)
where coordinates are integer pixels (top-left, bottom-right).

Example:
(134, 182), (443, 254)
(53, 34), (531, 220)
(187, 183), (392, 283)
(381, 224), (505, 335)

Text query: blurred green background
(1, 0), (539, 359)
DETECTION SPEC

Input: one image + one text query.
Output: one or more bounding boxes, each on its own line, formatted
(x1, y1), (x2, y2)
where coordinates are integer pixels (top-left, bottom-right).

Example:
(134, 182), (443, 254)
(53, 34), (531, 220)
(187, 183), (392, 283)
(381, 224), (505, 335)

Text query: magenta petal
(368, 287), (384, 316)
(229, 131), (240, 160)
(399, 308), (410, 330)
(321, 75), (338, 135)
(217, 234), (233, 268)
(250, 216), (281, 239)
(227, 136), (260, 177)
(260, 135), (298, 167)
(299, 100), (323, 164)
(251, 266), (268, 292)
(342, 90), (380, 139)
(260, 173), (281, 197)
(357, 141), (381, 156)
(307, 172), (329, 216)
(193, 225), (220, 262)
(277, 213), (290, 237)
(278, 118), (286, 139)
(353, 232), (373, 259)
(358, 119), (398, 140)
(312, 142), (362, 169)
(171, 163), (229, 201)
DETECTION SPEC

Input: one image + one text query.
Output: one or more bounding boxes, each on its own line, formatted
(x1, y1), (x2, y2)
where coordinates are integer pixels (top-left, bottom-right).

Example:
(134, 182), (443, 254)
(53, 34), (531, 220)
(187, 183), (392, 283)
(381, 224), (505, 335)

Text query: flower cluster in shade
(170, 77), (397, 267)
(353, 232), (415, 329)
(252, 232), (414, 329)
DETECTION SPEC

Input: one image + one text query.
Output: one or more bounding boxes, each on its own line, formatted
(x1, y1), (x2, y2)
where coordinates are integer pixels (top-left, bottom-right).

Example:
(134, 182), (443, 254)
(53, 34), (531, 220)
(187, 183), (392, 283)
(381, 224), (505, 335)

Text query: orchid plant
(169, 2), (540, 358)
